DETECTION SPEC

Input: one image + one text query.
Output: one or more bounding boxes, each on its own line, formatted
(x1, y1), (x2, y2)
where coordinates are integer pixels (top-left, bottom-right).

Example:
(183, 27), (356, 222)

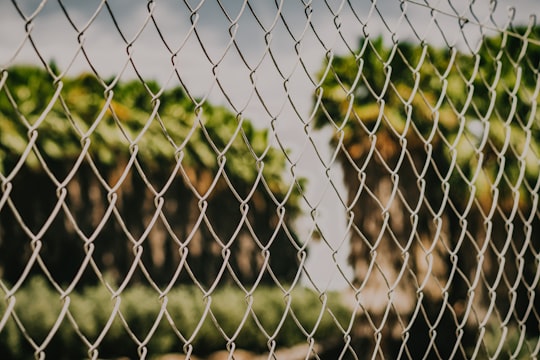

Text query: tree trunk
(341, 137), (470, 359)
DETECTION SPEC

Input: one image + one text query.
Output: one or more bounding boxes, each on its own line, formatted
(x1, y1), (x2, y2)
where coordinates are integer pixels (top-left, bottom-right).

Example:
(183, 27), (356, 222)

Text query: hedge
(0, 277), (351, 359)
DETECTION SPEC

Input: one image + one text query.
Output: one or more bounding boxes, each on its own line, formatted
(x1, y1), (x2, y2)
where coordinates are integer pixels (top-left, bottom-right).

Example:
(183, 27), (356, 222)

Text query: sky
(1, 0), (539, 289)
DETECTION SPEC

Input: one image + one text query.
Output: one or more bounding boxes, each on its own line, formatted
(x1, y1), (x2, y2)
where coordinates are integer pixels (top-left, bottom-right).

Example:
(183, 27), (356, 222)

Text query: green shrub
(475, 322), (538, 360)
(0, 287), (23, 358)
(0, 277), (351, 359)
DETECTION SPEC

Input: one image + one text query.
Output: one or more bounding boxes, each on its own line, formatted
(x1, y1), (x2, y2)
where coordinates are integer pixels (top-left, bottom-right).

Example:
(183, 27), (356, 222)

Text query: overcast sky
(1, 0), (539, 289)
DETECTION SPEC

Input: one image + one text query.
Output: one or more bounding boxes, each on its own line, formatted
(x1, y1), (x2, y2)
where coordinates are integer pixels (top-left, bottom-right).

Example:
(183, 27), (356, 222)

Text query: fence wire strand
(1, 0), (540, 359)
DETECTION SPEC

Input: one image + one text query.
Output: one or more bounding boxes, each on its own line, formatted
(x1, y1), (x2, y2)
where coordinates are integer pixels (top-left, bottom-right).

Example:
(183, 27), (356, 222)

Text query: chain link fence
(1, 0), (540, 359)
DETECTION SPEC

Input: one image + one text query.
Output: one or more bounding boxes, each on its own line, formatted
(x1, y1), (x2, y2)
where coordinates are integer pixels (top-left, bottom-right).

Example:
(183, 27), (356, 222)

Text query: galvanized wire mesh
(1, 0), (540, 359)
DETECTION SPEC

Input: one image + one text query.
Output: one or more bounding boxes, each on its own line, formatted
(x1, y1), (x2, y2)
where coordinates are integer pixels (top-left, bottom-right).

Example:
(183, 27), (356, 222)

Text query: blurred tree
(0, 65), (303, 290)
(314, 25), (540, 358)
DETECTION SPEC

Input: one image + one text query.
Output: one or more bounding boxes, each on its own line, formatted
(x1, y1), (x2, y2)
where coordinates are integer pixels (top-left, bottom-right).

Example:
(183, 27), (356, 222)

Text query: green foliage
(0, 65), (298, 206)
(0, 65), (304, 294)
(475, 322), (539, 360)
(314, 28), (540, 211)
(0, 278), (351, 359)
